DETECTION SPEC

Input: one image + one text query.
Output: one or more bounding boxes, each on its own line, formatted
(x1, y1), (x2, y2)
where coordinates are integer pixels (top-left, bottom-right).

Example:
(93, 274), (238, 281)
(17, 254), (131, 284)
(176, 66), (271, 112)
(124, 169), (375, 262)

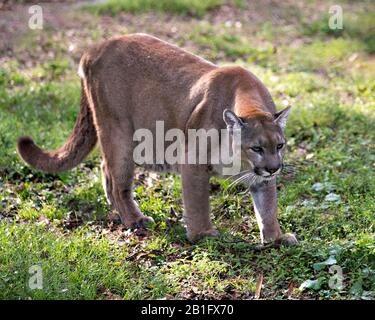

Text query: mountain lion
(17, 34), (297, 246)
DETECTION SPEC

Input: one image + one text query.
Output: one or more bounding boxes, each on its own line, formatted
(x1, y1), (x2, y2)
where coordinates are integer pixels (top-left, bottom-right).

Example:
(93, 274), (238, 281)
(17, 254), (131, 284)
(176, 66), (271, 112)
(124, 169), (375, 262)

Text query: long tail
(16, 81), (97, 173)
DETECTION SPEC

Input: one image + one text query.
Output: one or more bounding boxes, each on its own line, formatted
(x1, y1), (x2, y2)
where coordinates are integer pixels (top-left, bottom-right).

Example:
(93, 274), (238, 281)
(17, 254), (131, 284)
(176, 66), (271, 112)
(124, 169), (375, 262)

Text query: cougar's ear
(223, 109), (244, 129)
(274, 106), (291, 130)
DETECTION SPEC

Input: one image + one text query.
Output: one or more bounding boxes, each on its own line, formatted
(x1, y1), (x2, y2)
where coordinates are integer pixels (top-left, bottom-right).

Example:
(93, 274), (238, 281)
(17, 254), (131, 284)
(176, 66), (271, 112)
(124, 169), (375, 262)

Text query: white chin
(258, 174), (277, 181)
(251, 174), (274, 185)
(262, 176), (274, 181)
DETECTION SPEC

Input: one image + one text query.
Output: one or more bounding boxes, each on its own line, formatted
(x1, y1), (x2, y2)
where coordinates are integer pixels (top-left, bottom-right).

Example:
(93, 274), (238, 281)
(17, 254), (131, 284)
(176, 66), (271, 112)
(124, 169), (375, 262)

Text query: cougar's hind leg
(99, 128), (153, 229)
(86, 72), (152, 229)
(101, 160), (114, 207)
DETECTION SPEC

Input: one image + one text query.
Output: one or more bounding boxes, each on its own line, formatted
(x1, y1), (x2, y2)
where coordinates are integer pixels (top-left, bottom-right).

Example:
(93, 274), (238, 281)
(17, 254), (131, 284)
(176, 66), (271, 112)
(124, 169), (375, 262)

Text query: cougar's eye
(277, 143), (284, 150)
(250, 146), (263, 153)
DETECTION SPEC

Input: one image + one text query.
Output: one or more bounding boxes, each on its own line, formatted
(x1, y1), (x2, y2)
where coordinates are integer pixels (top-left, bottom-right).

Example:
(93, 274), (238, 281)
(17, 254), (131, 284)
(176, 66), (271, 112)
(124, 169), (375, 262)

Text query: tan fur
(17, 80), (97, 173)
(16, 34), (297, 245)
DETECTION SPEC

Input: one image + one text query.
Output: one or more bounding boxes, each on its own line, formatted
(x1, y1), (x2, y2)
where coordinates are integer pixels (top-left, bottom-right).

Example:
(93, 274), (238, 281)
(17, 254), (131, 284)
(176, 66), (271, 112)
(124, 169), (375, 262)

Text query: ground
(0, 0), (374, 300)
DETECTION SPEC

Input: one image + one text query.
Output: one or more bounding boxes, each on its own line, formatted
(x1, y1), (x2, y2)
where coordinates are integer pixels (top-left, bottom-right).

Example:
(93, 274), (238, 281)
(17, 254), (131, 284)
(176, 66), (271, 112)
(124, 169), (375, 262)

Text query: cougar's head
(223, 107), (291, 180)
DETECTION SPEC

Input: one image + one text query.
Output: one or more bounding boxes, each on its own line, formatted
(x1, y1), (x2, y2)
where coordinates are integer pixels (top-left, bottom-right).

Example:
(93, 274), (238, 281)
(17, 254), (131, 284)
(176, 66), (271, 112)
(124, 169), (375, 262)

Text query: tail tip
(17, 136), (35, 154)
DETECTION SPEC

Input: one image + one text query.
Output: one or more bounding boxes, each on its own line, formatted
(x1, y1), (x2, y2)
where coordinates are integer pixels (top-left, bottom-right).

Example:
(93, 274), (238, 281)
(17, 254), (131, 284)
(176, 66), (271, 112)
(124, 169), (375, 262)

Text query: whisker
(228, 173), (251, 188)
(229, 171), (256, 189)
(224, 170), (251, 182)
(235, 173), (256, 195)
(249, 175), (257, 185)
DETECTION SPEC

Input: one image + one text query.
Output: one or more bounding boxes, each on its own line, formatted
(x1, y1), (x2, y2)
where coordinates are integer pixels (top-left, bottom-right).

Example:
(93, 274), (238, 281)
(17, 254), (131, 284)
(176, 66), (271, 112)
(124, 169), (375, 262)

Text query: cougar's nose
(266, 167), (280, 175)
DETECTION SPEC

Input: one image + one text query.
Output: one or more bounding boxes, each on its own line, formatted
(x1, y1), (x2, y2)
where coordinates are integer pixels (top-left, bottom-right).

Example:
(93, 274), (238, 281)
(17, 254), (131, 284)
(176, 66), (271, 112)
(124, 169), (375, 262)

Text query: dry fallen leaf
(255, 274), (263, 299)
(287, 282), (296, 299)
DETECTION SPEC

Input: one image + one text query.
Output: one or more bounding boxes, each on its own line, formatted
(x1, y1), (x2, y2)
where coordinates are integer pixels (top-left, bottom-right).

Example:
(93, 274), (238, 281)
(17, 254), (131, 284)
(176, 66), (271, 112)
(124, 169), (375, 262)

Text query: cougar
(17, 33), (298, 246)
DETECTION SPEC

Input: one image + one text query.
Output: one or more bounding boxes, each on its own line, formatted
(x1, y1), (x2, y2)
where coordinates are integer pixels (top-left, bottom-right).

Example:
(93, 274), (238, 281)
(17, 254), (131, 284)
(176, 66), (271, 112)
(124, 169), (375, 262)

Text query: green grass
(302, 11), (375, 53)
(84, 0), (225, 17)
(1, 0), (375, 300)
(188, 23), (275, 65)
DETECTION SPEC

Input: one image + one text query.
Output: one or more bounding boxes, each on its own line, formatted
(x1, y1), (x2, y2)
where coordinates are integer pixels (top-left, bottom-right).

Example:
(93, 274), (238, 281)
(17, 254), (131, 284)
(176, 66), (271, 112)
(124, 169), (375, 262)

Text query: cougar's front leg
(250, 179), (298, 246)
(181, 164), (219, 242)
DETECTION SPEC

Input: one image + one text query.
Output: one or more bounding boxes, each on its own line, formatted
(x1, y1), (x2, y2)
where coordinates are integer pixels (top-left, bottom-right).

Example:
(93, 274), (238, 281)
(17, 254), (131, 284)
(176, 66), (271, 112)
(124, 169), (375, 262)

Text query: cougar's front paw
(276, 233), (298, 247)
(187, 228), (220, 243)
(132, 216), (155, 229)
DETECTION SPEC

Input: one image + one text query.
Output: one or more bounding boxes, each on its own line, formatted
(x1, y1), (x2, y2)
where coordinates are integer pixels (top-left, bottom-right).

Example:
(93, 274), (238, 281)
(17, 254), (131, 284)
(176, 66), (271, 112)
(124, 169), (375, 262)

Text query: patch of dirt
(1, 0), (363, 67)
